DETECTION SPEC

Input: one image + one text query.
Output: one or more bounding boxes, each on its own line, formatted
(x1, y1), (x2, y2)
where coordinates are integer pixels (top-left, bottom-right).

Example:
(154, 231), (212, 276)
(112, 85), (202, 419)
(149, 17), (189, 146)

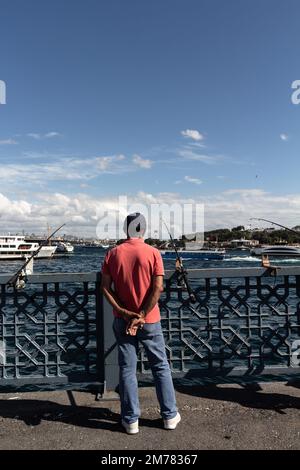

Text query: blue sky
(1, 0), (300, 235)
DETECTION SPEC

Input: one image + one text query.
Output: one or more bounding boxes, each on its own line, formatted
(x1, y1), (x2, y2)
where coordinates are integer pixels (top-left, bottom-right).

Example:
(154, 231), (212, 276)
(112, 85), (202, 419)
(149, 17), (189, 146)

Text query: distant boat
(161, 242), (226, 260)
(0, 235), (56, 260)
(100, 244), (110, 249)
(161, 240), (226, 260)
(230, 245), (250, 252)
(161, 250), (225, 260)
(55, 242), (74, 254)
(81, 242), (108, 248)
(250, 245), (300, 257)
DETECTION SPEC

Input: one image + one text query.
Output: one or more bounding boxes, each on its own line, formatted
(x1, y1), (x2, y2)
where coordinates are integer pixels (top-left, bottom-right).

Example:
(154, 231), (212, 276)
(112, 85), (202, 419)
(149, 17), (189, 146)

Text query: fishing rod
(6, 223), (66, 289)
(162, 220), (196, 304)
(250, 218), (300, 237)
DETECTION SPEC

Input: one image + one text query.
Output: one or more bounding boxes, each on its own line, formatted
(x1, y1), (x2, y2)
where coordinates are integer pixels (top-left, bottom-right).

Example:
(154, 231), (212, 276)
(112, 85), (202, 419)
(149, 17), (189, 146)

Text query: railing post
(96, 272), (119, 398)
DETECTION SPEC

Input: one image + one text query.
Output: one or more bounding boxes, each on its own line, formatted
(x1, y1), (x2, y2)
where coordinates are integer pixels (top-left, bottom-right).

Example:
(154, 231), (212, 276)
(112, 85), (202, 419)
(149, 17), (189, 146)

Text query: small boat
(55, 242), (74, 253)
(161, 240), (225, 260)
(0, 235), (56, 260)
(250, 245), (300, 257)
(100, 244), (110, 249)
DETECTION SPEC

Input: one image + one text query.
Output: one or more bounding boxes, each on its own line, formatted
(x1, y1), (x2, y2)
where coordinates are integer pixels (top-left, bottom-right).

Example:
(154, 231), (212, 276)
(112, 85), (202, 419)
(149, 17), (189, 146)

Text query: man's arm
(101, 273), (140, 321)
(126, 275), (164, 335)
(140, 275), (164, 318)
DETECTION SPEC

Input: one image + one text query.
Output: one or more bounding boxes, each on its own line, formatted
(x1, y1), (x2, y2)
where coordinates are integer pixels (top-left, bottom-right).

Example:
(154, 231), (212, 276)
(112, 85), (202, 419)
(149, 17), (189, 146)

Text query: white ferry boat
(250, 245), (300, 257)
(0, 235), (57, 260)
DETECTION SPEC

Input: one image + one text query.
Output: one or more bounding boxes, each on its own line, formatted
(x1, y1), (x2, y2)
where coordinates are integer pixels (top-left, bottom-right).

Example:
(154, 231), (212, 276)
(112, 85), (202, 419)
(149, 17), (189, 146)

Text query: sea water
(1, 247), (299, 388)
(1, 246), (300, 274)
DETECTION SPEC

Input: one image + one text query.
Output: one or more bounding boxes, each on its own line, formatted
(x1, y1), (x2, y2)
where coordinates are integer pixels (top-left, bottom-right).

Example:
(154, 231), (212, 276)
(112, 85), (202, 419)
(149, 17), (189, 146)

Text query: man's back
(102, 238), (164, 323)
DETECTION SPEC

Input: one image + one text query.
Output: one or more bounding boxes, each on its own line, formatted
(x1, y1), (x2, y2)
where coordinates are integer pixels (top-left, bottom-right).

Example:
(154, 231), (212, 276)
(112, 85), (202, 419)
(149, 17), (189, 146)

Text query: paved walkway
(0, 382), (299, 450)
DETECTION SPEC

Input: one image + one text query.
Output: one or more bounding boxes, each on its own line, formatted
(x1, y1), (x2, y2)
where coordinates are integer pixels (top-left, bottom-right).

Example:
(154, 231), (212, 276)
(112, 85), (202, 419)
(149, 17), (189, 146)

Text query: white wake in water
(225, 255), (300, 264)
(224, 256), (261, 262)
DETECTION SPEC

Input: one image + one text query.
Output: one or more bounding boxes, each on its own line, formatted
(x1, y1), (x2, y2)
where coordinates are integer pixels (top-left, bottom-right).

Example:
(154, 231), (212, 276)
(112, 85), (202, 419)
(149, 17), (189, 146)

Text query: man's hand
(126, 316), (146, 336)
(121, 309), (140, 321)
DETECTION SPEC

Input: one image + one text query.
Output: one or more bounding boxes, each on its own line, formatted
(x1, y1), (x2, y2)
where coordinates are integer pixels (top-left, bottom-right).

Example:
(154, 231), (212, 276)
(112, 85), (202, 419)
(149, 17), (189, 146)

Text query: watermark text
(291, 340), (300, 367)
(0, 80), (6, 105)
(0, 340), (6, 365)
(96, 196), (204, 243)
(291, 80), (300, 105)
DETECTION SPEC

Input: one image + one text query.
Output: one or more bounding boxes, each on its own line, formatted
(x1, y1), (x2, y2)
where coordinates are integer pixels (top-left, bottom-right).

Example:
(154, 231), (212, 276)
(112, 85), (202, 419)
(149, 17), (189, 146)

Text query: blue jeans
(113, 317), (178, 424)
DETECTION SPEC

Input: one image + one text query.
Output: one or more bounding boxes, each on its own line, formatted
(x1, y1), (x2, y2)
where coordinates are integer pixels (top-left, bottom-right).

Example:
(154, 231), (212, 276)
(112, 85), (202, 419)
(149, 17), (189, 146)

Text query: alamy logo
(0, 80), (6, 104)
(291, 340), (300, 367)
(291, 80), (300, 105)
(95, 195), (204, 242)
(0, 340), (6, 365)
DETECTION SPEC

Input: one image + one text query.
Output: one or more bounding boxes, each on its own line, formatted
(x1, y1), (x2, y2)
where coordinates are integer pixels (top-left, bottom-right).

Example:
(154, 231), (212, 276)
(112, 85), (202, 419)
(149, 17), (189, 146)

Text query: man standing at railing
(101, 212), (180, 435)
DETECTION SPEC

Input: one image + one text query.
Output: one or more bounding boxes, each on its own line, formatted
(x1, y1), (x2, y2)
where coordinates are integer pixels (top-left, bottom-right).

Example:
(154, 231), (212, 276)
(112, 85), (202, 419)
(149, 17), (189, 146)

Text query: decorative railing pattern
(0, 273), (104, 390)
(0, 267), (300, 393)
(137, 267), (300, 381)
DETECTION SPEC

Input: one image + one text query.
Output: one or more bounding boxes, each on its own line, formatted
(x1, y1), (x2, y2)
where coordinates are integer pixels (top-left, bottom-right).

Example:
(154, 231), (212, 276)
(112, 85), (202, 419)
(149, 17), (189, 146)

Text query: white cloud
(223, 189), (267, 197)
(132, 154), (153, 169)
(0, 155), (131, 185)
(0, 138), (18, 145)
(27, 132), (62, 140)
(0, 150), (157, 193)
(181, 129), (204, 141)
(280, 133), (289, 141)
(27, 133), (41, 140)
(1, 188), (300, 236)
(184, 176), (202, 185)
(179, 148), (221, 164)
(0, 193), (31, 220)
(44, 132), (61, 138)
(94, 154), (125, 171)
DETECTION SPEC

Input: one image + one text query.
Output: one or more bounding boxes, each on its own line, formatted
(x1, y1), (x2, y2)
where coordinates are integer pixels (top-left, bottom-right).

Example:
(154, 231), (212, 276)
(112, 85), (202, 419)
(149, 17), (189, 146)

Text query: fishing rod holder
(13, 273), (27, 290)
(261, 255), (280, 277)
(173, 270), (197, 303)
(176, 269), (188, 289)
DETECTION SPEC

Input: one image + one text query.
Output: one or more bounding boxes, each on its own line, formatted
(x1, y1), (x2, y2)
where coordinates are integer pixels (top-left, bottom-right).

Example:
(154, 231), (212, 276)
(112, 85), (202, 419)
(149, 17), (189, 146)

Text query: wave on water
(224, 255), (300, 265)
(224, 256), (261, 262)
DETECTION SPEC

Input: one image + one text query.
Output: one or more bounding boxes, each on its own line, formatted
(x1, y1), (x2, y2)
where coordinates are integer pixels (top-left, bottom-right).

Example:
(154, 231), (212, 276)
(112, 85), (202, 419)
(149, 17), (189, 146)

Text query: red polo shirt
(101, 238), (164, 323)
